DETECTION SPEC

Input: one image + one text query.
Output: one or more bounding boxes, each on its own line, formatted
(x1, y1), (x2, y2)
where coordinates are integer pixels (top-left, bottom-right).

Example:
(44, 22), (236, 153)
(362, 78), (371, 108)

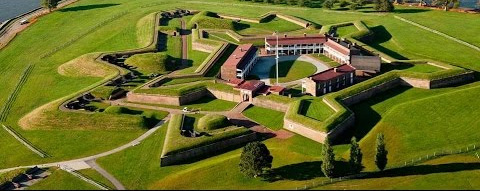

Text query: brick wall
(252, 97), (289, 112)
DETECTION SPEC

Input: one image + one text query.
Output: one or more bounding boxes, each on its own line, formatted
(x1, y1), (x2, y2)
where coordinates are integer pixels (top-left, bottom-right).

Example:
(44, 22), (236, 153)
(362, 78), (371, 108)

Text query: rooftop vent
(334, 68), (338, 73)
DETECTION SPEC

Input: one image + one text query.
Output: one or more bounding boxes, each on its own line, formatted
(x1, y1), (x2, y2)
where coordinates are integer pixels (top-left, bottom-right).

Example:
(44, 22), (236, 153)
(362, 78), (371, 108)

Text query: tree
(321, 140), (336, 178)
(373, 0), (395, 12)
(239, 142), (273, 178)
(298, 0), (307, 6)
(323, 0), (335, 9)
(349, 137), (363, 174)
(477, 0), (480, 9)
(42, 0), (60, 12)
(436, 0), (458, 11)
(375, 133), (388, 171)
(339, 0), (351, 7)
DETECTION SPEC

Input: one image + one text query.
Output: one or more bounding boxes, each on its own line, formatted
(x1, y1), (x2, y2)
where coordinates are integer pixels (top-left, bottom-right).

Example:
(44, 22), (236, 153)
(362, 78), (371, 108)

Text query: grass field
(96, 123), (331, 190)
(129, 96), (238, 111)
(175, 35), (211, 74)
(299, 100), (335, 122)
(78, 169), (115, 189)
(335, 24), (359, 37)
(315, 153), (480, 190)
(235, 17), (304, 36)
(242, 106), (285, 131)
(27, 168), (97, 190)
(269, 60), (317, 83)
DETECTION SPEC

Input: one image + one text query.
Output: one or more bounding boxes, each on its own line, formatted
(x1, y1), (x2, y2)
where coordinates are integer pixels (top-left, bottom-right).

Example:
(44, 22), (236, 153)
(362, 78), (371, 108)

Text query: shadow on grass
(60, 3), (120, 12)
(394, 8), (431, 14)
(361, 162), (480, 179)
(264, 161), (350, 182)
(334, 86), (411, 144)
(364, 25), (409, 60)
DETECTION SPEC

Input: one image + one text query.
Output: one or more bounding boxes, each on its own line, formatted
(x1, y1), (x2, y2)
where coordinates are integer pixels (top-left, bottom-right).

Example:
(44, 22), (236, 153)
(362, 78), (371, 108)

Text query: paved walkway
(250, 55), (330, 86)
(86, 160), (125, 190)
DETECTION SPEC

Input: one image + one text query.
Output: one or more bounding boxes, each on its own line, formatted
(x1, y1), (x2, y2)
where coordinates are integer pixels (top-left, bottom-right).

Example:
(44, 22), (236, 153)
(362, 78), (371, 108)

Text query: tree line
(239, 133), (389, 179)
(238, 0), (395, 11)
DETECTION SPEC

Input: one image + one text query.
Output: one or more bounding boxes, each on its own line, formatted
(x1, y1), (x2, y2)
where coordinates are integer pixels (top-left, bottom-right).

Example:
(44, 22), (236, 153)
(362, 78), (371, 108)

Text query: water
(0, 0), (40, 23)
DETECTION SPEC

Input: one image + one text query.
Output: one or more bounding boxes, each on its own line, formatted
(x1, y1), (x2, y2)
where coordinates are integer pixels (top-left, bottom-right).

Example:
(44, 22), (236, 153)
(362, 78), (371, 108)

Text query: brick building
(264, 35), (381, 75)
(221, 44), (258, 80)
(303, 64), (356, 96)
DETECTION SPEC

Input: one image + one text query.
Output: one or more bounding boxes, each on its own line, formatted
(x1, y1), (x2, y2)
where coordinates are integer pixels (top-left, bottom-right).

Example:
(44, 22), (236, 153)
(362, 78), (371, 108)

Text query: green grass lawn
(162, 114), (250, 156)
(269, 60), (317, 83)
(242, 106), (285, 131)
(96, 122), (330, 190)
(342, 83), (480, 171)
(77, 169), (115, 189)
(27, 168), (97, 190)
(315, 153), (480, 190)
(206, 32), (239, 44)
(335, 24), (359, 37)
(129, 96), (238, 112)
(299, 100), (335, 122)
(176, 35), (211, 74)
(160, 77), (213, 86)
(309, 53), (340, 68)
(235, 16), (304, 36)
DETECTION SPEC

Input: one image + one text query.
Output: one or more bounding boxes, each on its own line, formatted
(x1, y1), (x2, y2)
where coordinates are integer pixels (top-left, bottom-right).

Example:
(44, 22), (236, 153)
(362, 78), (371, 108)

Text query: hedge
(162, 114), (251, 156)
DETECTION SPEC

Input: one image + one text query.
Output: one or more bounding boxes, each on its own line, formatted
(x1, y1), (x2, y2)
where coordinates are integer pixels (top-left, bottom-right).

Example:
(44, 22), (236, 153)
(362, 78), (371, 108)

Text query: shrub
(339, 0), (351, 7)
(198, 114), (230, 130)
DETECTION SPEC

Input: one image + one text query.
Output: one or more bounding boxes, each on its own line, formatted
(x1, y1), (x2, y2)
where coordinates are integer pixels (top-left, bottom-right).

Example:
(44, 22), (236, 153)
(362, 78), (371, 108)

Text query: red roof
(223, 44), (257, 69)
(269, 85), (285, 93)
(266, 35), (326, 46)
(325, 39), (350, 55)
(310, 64), (355, 82)
(227, 78), (244, 86)
(236, 80), (265, 91)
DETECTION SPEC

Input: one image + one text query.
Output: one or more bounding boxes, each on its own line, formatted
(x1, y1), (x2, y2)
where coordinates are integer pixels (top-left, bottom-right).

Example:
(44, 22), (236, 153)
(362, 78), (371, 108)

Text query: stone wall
(160, 132), (258, 166)
(430, 72), (475, 89)
(284, 118), (328, 143)
(208, 89), (243, 103)
(252, 97), (290, 112)
(126, 89), (207, 106)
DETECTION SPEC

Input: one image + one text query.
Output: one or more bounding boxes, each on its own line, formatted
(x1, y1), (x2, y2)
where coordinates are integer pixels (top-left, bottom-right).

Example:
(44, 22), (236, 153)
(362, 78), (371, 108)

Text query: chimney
(304, 33), (307, 37)
(284, 34), (287, 38)
(334, 68), (338, 73)
(240, 48), (243, 52)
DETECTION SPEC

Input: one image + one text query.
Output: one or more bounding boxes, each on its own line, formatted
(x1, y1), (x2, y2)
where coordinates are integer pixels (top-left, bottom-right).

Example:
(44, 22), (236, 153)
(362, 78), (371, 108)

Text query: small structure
(235, 80), (265, 102)
(303, 64), (356, 96)
(221, 44), (258, 80)
(324, 38), (381, 76)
